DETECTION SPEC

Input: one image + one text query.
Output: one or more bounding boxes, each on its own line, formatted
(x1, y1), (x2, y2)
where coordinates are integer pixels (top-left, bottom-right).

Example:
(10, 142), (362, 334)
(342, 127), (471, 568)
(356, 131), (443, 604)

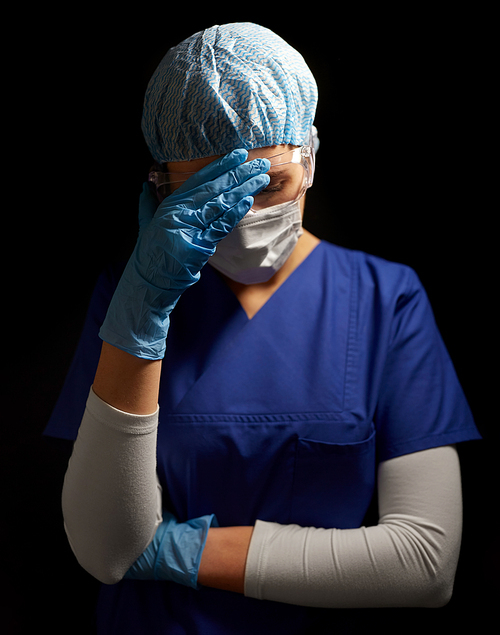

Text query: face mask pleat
(208, 200), (303, 284)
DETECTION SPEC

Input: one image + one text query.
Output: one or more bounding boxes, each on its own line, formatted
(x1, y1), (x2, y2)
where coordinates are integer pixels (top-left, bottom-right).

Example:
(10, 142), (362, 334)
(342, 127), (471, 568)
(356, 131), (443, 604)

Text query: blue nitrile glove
(99, 149), (270, 359)
(124, 511), (218, 589)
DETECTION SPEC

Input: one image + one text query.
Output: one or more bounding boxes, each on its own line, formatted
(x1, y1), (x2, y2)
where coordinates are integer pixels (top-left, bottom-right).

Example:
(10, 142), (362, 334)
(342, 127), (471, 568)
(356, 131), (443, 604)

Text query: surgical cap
(142, 23), (318, 163)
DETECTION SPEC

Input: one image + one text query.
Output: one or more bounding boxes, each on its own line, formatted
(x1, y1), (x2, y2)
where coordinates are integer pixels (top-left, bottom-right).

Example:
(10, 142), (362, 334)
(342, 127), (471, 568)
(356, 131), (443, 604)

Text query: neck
(219, 229), (321, 319)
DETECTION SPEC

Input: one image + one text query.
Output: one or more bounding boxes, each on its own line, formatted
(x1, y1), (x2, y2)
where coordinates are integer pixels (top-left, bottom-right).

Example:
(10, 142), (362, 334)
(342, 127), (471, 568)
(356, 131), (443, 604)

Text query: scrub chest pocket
(290, 426), (377, 529)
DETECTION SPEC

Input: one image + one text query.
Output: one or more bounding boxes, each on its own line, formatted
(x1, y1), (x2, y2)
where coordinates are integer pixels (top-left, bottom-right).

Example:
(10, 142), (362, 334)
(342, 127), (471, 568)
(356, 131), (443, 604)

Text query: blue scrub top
(45, 241), (480, 634)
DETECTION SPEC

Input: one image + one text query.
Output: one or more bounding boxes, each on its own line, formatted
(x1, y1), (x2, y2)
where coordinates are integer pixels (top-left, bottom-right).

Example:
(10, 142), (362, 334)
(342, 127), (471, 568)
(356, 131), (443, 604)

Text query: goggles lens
(149, 145), (315, 210)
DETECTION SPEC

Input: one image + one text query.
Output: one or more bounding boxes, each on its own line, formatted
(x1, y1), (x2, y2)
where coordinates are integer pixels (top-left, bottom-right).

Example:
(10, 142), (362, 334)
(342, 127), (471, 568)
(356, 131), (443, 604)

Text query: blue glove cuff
(124, 511), (218, 589)
(154, 513), (218, 589)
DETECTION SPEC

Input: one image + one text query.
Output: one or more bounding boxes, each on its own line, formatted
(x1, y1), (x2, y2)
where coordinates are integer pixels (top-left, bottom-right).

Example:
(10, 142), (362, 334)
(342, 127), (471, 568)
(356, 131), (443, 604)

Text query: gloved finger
(197, 173), (270, 226)
(138, 182), (159, 233)
(187, 158), (271, 210)
(173, 149), (249, 197)
(172, 153), (270, 208)
(203, 195), (255, 244)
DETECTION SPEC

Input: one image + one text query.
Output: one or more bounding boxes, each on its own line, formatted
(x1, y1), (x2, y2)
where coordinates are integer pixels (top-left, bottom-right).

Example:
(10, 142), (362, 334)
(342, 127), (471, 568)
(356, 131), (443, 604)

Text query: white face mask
(208, 199), (303, 284)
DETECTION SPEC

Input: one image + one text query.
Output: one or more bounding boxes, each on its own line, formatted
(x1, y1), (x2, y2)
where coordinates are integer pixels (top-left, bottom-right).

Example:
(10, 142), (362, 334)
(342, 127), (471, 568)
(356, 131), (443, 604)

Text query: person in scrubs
(45, 23), (481, 634)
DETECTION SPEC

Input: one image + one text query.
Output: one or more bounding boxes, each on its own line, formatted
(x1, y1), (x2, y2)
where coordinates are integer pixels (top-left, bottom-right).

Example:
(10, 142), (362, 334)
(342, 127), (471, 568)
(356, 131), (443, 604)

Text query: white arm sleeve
(62, 387), (163, 585)
(244, 445), (462, 608)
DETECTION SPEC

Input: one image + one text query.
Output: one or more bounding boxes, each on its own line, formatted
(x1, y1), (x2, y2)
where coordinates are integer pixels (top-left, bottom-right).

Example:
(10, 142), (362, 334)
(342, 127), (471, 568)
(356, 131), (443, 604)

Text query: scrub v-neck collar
(208, 240), (324, 321)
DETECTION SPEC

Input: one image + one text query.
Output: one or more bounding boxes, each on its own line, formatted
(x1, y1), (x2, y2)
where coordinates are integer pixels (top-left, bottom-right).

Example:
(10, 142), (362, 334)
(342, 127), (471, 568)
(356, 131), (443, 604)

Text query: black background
(2, 6), (496, 633)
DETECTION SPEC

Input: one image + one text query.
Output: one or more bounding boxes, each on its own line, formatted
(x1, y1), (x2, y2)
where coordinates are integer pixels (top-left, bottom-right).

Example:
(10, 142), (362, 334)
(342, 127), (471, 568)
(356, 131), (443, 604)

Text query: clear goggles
(149, 145), (315, 211)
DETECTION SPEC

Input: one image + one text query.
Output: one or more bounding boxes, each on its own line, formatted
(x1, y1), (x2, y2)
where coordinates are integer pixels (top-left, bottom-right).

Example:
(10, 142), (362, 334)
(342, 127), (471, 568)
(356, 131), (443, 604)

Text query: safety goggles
(149, 145), (315, 211)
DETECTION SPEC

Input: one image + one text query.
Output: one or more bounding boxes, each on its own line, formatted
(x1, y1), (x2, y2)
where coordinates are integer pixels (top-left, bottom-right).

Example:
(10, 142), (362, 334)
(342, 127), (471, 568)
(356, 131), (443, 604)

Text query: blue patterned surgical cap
(141, 23), (318, 163)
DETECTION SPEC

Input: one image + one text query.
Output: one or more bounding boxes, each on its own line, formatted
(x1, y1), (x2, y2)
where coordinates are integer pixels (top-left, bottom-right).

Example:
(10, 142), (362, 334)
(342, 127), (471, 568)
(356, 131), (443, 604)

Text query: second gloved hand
(124, 511), (218, 589)
(99, 149), (270, 359)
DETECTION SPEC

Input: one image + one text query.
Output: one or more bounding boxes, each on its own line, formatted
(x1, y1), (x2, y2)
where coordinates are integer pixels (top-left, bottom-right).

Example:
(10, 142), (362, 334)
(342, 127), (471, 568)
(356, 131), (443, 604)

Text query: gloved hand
(99, 149), (270, 359)
(124, 511), (218, 589)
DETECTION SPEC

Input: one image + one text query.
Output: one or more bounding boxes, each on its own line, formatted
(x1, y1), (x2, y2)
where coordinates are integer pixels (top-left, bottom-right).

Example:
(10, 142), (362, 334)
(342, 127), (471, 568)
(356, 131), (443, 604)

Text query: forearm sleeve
(244, 445), (462, 608)
(62, 387), (163, 584)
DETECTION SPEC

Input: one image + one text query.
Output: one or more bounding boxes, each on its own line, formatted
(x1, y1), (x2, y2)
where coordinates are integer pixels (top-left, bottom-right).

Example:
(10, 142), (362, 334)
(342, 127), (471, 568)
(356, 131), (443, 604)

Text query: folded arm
(62, 340), (163, 584)
(63, 377), (462, 608)
(241, 444), (462, 608)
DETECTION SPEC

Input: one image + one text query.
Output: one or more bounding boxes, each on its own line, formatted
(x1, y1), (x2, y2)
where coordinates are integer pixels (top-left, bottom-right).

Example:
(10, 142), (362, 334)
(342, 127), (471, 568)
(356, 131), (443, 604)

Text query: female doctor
(46, 23), (481, 634)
